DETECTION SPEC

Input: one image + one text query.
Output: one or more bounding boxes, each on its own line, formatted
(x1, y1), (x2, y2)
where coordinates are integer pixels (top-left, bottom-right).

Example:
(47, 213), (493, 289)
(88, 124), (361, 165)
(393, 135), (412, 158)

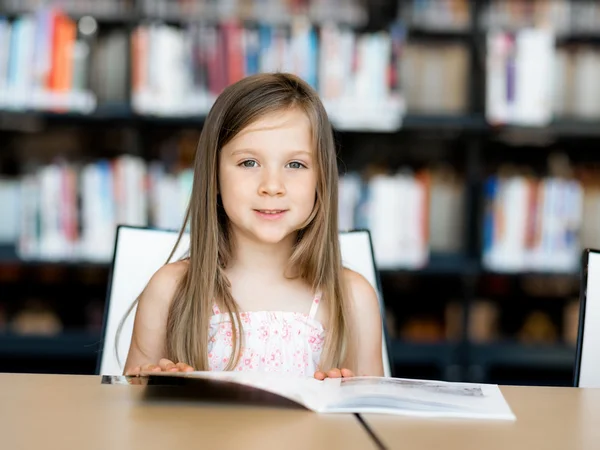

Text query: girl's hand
(313, 368), (355, 380)
(125, 358), (195, 376)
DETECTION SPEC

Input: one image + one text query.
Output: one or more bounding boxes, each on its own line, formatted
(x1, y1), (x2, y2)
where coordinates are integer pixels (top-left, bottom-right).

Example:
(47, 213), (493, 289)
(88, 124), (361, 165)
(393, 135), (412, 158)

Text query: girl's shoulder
(151, 259), (189, 286)
(342, 267), (376, 300)
(342, 267), (380, 319)
(139, 260), (189, 310)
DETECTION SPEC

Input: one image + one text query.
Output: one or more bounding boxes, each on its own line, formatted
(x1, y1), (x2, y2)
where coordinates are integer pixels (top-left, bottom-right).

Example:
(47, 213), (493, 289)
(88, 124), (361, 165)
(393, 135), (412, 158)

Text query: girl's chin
(230, 223), (302, 245)
(252, 229), (298, 245)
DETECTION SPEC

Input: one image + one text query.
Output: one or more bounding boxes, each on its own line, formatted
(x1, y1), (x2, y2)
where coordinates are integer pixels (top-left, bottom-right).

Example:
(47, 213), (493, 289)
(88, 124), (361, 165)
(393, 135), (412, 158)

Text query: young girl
(122, 72), (384, 380)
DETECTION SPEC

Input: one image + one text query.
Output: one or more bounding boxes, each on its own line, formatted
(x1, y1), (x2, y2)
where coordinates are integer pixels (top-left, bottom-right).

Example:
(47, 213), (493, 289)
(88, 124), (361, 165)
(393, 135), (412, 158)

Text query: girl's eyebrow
(229, 148), (313, 157)
(289, 150), (313, 157)
(229, 148), (260, 157)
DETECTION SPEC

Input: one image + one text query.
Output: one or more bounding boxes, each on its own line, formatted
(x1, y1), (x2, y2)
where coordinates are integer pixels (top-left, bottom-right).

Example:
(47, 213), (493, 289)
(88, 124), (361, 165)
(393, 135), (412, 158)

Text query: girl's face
(218, 107), (317, 247)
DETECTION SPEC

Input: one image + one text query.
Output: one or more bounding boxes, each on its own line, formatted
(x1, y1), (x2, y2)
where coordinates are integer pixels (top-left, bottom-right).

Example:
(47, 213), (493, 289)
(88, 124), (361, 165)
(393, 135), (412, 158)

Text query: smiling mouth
(255, 209), (286, 214)
(254, 209), (288, 219)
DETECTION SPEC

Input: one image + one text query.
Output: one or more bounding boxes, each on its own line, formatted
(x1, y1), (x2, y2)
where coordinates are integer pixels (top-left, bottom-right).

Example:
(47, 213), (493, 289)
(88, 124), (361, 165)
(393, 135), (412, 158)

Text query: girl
(122, 72), (384, 380)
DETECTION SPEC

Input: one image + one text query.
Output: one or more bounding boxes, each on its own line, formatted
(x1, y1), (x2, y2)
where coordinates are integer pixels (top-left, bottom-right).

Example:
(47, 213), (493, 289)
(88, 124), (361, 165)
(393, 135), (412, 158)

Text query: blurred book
(577, 166), (600, 250)
(14, 155), (192, 262)
(319, 22), (404, 131)
(339, 166), (465, 270)
(553, 46), (600, 120)
(482, 171), (583, 273)
(131, 19), (405, 130)
(400, 42), (469, 115)
(90, 29), (128, 106)
(486, 28), (555, 126)
(428, 166), (465, 254)
(0, 178), (19, 244)
(0, 7), (97, 113)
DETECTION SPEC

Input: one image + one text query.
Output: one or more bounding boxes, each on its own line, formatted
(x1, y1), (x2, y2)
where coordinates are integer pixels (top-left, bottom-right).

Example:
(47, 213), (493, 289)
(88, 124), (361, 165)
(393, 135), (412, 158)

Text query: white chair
(574, 249), (600, 387)
(97, 225), (392, 377)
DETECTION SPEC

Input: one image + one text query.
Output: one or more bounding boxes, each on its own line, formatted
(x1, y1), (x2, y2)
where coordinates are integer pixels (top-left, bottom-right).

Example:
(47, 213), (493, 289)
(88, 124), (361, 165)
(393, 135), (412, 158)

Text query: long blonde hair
(119, 72), (351, 372)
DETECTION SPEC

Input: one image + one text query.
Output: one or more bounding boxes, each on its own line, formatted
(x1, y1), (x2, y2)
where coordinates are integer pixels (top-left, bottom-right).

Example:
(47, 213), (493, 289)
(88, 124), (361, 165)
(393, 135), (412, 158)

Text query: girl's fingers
(136, 360), (194, 374)
(341, 368), (354, 377)
(176, 362), (194, 372)
(315, 368), (354, 379)
(125, 366), (141, 376)
(314, 371), (326, 380)
(141, 364), (160, 373)
(159, 358), (177, 371)
(327, 368), (342, 378)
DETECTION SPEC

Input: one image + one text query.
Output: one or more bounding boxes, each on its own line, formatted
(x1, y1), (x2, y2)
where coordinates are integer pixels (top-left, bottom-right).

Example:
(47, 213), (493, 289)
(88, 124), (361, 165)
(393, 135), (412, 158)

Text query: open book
(130, 371), (516, 421)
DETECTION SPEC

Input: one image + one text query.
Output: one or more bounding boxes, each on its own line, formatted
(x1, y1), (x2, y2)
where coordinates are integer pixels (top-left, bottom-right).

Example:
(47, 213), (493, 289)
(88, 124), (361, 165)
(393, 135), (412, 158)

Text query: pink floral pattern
(207, 296), (325, 377)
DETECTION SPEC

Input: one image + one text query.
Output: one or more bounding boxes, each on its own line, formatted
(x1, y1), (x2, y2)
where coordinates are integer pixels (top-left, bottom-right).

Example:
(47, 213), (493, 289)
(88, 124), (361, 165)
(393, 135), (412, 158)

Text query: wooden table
(1, 373), (377, 450)
(4, 373), (600, 450)
(361, 385), (600, 450)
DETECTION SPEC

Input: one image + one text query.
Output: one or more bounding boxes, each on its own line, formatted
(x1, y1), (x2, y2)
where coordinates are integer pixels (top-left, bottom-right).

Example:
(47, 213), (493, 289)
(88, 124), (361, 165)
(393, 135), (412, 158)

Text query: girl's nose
(258, 169), (286, 196)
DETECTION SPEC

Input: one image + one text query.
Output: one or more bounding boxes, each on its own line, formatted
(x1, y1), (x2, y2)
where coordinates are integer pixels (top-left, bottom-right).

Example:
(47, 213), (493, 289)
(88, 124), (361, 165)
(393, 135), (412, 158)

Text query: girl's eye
(287, 161), (306, 169)
(240, 160), (258, 168)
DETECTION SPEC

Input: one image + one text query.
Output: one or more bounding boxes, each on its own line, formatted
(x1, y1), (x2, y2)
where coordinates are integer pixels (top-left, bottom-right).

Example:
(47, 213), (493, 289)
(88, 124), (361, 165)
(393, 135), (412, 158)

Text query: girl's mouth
(255, 210), (287, 220)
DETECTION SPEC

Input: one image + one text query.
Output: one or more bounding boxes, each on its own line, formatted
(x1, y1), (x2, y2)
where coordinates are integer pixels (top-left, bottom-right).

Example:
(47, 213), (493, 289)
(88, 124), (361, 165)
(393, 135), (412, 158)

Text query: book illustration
(331, 395), (478, 414)
(339, 376), (484, 397)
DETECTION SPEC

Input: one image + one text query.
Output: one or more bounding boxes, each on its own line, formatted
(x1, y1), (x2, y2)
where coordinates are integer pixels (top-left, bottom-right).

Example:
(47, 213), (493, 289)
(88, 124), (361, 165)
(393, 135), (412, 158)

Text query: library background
(0, 0), (597, 386)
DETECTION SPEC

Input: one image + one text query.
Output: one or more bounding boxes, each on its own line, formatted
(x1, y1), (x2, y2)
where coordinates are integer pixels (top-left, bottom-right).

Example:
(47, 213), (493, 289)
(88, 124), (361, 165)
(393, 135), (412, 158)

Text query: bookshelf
(0, 0), (596, 386)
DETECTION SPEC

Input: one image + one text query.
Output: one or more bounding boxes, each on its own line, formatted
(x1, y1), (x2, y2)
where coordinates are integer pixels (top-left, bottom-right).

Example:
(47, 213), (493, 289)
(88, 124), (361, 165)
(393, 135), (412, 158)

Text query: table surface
(362, 385), (600, 450)
(4, 373), (600, 450)
(1, 373), (377, 450)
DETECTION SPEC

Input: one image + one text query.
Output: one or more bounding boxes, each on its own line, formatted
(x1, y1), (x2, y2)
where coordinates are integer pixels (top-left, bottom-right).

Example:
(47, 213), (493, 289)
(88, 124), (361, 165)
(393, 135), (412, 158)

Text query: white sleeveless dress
(207, 293), (325, 377)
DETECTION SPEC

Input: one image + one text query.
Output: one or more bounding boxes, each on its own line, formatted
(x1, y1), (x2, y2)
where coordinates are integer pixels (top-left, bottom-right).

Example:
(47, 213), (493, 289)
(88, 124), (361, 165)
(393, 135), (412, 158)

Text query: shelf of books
(2, 150), (593, 275)
(1, 0), (600, 385)
(0, 0), (402, 130)
(1, 0), (600, 132)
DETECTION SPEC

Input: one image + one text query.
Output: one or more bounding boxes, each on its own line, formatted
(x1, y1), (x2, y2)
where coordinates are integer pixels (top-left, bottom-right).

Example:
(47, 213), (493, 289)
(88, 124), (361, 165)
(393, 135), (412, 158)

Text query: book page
(319, 377), (516, 420)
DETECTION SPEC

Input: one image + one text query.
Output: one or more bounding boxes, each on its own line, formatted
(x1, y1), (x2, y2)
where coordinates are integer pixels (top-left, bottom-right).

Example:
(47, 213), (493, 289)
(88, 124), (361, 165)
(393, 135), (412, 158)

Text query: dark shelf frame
(2, 108), (600, 138)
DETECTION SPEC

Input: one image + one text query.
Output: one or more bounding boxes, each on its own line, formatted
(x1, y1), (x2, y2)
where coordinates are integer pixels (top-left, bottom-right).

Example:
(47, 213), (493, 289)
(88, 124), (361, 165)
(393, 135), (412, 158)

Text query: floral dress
(207, 293), (325, 377)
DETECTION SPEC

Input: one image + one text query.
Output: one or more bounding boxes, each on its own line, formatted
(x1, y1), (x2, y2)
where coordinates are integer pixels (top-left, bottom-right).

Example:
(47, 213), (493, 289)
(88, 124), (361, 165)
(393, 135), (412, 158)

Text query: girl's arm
(122, 261), (188, 375)
(342, 268), (385, 377)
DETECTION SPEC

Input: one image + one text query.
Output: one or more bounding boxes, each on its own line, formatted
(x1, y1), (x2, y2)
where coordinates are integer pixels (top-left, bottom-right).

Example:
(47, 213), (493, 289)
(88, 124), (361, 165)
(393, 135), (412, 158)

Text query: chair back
(574, 249), (600, 387)
(98, 226), (392, 377)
